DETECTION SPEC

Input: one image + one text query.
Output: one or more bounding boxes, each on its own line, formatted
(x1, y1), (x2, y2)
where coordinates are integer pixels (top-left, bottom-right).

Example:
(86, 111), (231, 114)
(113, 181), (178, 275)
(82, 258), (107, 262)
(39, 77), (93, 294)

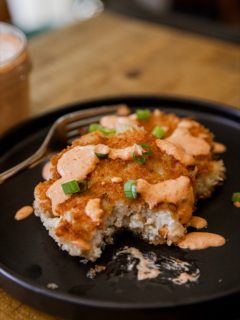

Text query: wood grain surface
(0, 12), (239, 320)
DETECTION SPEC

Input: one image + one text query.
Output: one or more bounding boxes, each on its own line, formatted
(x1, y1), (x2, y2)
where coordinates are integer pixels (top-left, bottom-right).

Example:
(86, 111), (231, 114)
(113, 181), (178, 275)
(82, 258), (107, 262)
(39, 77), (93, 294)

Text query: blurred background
(1, 0), (240, 42)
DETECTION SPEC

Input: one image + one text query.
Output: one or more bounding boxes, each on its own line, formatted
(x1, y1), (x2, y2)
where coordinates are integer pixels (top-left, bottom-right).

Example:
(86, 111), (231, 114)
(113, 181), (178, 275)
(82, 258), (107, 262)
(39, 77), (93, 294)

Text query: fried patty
(34, 108), (225, 261)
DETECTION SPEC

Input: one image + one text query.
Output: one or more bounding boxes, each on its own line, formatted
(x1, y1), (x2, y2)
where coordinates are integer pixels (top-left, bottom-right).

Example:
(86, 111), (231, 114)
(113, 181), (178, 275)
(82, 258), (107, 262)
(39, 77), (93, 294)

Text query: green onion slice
(99, 127), (116, 135)
(232, 192), (240, 202)
(61, 180), (80, 194)
(133, 154), (146, 165)
(89, 123), (116, 135)
(152, 125), (165, 138)
(95, 152), (108, 159)
(139, 143), (153, 156)
(89, 123), (102, 132)
(136, 109), (151, 120)
(124, 180), (138, 199)
(61, 180), (88, 195)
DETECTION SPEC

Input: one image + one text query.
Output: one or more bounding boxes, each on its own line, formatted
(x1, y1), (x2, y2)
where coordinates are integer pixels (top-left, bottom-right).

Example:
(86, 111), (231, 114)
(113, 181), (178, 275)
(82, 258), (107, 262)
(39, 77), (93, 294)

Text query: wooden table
(0, 12), (239, 320)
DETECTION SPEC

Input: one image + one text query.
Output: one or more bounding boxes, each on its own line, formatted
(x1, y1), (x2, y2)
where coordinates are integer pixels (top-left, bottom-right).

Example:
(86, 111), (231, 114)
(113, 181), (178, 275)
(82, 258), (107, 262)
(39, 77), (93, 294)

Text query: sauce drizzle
(42, 161), (52, 180)
(117, 247), (160, 280)
(189, 216), (207, 229)
(178, 232), (226, 250)
(15, 206), (33, 220)
(213, 142), (226, 153)
(167, 120), (211, 156)
(156, 139), (195, 166)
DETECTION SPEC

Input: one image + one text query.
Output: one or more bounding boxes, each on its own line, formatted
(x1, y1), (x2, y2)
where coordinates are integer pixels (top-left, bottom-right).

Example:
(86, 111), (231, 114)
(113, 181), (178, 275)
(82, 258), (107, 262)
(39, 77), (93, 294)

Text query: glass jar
(0, 22), (31, 134)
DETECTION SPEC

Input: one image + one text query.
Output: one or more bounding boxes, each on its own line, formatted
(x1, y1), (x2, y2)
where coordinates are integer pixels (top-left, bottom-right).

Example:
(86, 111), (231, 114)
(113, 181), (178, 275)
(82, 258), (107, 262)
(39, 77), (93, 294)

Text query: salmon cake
(34, 107), (226, 261)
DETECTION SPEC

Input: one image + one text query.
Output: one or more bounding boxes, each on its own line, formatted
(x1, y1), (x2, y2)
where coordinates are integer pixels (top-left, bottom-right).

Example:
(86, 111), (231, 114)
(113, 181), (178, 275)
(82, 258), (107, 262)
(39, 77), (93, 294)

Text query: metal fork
(0, 105), (119, 184)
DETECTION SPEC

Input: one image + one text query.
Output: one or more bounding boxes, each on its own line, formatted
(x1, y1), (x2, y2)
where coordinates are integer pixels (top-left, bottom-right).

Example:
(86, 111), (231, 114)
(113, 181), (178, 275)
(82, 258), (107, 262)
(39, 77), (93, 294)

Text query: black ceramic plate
(0, 96), (240, 320)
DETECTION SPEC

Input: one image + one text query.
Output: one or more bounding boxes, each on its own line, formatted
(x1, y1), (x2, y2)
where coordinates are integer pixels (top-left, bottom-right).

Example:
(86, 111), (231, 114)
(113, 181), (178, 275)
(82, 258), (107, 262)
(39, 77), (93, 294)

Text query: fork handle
(0, 147), (47, 184)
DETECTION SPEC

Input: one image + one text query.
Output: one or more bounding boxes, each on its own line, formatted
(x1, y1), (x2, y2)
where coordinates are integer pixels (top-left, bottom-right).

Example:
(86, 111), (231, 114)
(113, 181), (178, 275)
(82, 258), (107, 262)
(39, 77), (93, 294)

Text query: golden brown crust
(139, 111), (179, 137)
(55, 195), (96, 247)
(35, 181), (52, 213)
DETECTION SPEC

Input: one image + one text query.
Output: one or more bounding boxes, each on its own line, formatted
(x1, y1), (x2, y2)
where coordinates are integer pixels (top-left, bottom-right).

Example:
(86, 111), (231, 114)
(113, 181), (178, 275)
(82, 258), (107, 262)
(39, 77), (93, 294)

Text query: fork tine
(66, 129), (81, 138)
(58, 105), (120, 126)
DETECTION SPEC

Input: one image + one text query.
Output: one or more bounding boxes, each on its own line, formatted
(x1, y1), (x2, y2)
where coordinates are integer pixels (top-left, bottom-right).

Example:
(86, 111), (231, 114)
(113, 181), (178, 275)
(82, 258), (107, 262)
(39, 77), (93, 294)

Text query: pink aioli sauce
(189, 216), (207, 229)
(109, 144), (144, 160)
(172, 271), (200, 285)
(0, 33), (22, 65)
(0, 29), (31, 134)
(115, 247), (200, 283)
(85, 198), (103, 224)
(100, 115), (137, 129)
(167, 120), (211, 156)
(117, 105), (131, 116)
(136, 176), (194, 223)
(178, 232), (226, 250)
(42, 161), (53, 180)
(156, 139), (195, 166)
(233, 201), (240, 208)
(178, 119), (200, 129)
(153, 109), (163, 117)
(15, 205), (33, 220)
(118, 247), (160, 280)
(213, 142), (226, 153)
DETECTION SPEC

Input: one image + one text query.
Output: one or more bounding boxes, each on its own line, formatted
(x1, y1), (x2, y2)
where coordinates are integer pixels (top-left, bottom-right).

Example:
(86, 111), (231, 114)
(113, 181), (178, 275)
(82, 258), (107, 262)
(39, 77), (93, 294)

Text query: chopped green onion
(89, 123), (102, 132)
(133, 154), (146, 165)
(124, 180), (138, 199)
(95, 152), (108, 159)
(139, 143), (153, 156)
(61, 180), (80, 194)
(89, 123), (116, 135)
(133, 143), (153, 164)
(99, 127), (116, 135)
(152, 126), (165, 138)
(136, 109), (151, 120)
(232, 192), (240, 202)
(61, 180), (88, 195)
